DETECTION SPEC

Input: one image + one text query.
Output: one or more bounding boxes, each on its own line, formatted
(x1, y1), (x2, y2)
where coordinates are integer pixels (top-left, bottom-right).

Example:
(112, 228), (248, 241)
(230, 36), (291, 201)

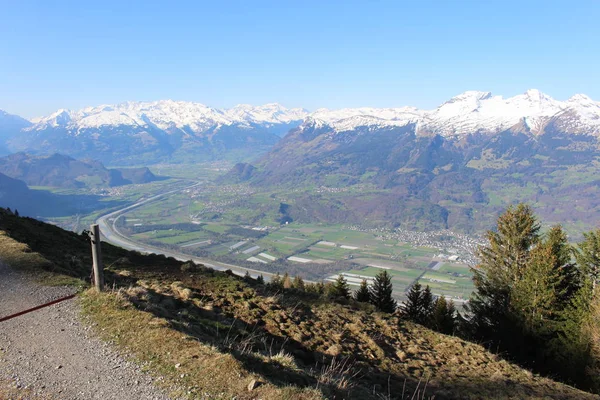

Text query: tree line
(462, 204), (600, 391)
(251, 204), (600, 393)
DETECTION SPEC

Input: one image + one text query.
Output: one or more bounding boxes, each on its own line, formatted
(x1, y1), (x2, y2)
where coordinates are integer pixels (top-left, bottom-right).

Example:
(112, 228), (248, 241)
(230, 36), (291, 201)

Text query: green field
(40, 175), (477, 303)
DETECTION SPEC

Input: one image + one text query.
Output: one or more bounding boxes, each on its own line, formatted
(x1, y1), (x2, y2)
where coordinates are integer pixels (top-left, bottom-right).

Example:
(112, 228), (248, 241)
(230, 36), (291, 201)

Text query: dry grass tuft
(0, 231), (84, 287)
(80, 289), (324, 400)
(0, 231), (52, 270)
(2, 214), (597, 400)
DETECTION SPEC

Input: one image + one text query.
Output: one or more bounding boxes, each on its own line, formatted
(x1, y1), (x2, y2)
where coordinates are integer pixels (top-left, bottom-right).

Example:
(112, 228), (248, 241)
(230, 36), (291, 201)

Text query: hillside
(0, 109), (31, 142)
(0, 172), (83, 217)
(228, 92), (600, 235)
(0, 208), (596, 399)
(0, 152), (159, 188)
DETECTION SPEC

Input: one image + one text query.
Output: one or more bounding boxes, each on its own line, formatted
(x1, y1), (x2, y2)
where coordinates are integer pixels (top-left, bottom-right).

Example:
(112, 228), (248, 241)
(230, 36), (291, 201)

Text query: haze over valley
(2, 2), (600, 398)
(2, 89), (600, 236)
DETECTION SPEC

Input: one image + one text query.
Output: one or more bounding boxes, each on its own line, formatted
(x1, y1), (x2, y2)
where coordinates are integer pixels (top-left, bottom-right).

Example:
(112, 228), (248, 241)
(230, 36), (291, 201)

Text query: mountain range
(1, 101), (308, 164)
(0, 153), (159, 189)
(1, 90), (599, 165)
(224, 91), (600, 235)
(2, 90), (600, 234)
(0, 152), (159, 219)
(307, 89), (600, 136)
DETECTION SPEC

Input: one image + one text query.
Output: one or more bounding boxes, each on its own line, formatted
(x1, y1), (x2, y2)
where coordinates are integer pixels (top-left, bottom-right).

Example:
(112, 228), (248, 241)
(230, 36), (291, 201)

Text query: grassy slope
(0, 209), (596, 400)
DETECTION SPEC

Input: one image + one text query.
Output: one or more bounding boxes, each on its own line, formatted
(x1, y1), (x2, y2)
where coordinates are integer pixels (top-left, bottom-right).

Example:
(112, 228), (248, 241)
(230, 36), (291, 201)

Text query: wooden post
(89, 224), (104, 291)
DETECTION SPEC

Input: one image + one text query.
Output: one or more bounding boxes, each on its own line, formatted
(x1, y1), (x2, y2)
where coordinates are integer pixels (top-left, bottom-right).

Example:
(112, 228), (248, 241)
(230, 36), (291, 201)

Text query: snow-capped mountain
(307, 89), (600, 137)
(8, 101), (308, 164)
(2, 90), (599, 164)
(244, 90), (600, 189)
(230, 91), (600, 234)
(28, 100), (308, 134)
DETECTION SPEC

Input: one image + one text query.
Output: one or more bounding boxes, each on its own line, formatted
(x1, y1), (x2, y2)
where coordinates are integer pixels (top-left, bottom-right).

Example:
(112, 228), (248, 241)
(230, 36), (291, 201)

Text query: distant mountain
(0, 172), (63, 216)
(0, 153), (159, 189)
(5, 101), (308, 164)
(2, 90), (599, 167)
(307, 89), (600, 137)
(0, 109), (32, 141)
(231, 90), (600, 234)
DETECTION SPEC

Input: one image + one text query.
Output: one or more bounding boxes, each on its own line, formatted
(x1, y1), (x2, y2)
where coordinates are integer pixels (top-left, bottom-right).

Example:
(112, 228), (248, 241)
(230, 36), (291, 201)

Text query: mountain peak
(523, 88), (551, 100)
(568, 94), (594, 104)
(445, 91), (493, 104)
(459, 91), (493, 100)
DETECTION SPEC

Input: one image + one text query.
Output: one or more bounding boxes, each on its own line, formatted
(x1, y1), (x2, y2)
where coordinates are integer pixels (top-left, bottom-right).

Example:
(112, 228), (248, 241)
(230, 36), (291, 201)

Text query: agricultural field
(45, 175), (480, 303)
(116, 191), (475, 302)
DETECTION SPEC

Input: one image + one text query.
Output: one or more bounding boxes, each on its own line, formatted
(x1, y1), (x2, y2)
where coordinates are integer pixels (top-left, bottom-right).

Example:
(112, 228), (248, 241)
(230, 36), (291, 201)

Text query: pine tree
(431, 296), (456, 334)
(576, 229), (600, 289)
(256, 274), (265, 285)
(354, 279), (371, 303)
(586, 289), (600, 390)
(270, 272), (283, 289)
(546, 225), (580, 307)
(14, 209), (19, 217)
(421, 285), (435, 322)
(244, 270), (252, 282)
(402, 282), (423, 321)
(316, 281), (325, 295)
(330, 275), (350, 299)
(511, 242), (560, 336)
(551, 278), (596, 387)
(292, 275), (305, 291)
(464, 203), (541, 340)
(370, 270), (396, 313)
(283, 272), (292, 289)
(401, 283), (434, 324)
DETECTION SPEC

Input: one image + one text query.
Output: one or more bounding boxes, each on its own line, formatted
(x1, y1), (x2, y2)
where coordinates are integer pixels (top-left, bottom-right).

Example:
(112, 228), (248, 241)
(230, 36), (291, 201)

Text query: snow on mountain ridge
(308, 90), (600, 137)
(23, 90), (600, 137)
(28, 101), (309, 133)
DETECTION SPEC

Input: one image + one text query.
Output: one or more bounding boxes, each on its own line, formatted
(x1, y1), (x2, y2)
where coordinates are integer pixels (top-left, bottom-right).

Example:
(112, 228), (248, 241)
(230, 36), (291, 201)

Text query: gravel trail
(0, 262), (172, 399)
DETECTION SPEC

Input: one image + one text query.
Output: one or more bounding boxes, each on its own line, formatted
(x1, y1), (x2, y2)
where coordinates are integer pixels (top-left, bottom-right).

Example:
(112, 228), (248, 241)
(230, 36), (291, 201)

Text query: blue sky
(1, 0), (599, 118)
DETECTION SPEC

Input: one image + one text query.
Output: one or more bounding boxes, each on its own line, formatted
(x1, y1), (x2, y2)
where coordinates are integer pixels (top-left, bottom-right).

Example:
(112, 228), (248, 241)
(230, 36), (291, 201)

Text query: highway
(95, 182), (275, 280)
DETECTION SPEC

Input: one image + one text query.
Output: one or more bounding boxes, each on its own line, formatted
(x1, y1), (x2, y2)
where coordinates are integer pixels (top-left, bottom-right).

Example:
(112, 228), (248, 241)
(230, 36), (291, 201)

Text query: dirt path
(0, 263), (172, 400)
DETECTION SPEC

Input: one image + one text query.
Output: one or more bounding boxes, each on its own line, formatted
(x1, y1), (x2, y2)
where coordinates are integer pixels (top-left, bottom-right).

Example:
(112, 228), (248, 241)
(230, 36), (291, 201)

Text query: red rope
(0, 294), (76, 323)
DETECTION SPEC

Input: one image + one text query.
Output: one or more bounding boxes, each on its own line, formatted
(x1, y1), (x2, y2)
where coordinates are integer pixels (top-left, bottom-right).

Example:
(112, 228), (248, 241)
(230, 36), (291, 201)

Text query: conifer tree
(586, 290), (600, 390)
(431, 296), (456, 334)
(323, 282), (335, 298)
(283, 272), (293, 289)
(330, 274), (350, 299)
(292, 275), (305, 291)
(511, 242), (560, 336)
(551, 279), (595, 386)
(401, 283), (434, 324)
(370, 270), (396, 313)
(464, 203), (541, 340)
(576, 229), (600, 289)
(354, 279), (371, 303)
(421, 285), (435, 322)
(256, 274), (265, 285)
(270, 272), (283, 289)
(546, 225), (580, 307)
(316, 281), (325, 295)
(402, 282), (423, 321)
